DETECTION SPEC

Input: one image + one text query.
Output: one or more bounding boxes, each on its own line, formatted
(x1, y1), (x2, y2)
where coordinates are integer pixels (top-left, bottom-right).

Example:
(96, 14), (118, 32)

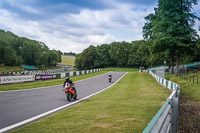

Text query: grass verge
(0, 71), (108, 91)
(165, 74), (200, 132)
(11, 72), (169, 133)
(0, 66), (23, 73)
(165, 74), (200, 101)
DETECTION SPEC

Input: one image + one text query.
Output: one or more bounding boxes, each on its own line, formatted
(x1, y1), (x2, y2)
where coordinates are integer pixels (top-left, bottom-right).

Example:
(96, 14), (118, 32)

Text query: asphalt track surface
(0, 71), (126, 132)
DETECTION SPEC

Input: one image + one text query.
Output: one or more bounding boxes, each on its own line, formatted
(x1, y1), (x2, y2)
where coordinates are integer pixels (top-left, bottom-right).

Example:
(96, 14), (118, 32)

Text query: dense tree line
(64, 52), (76, 56)
(75, 39), (200, 70)
(0, 29), (61, 66)
(75, 41), (148, 70)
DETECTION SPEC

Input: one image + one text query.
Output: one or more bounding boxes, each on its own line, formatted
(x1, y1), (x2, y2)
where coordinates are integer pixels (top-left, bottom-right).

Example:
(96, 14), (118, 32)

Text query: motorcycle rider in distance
(108, 73), (112, 82)
(63, 77), (76, 93)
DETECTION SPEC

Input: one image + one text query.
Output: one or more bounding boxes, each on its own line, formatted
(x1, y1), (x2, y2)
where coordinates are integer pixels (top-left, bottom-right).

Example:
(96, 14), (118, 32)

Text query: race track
(0, 71), (126, 132)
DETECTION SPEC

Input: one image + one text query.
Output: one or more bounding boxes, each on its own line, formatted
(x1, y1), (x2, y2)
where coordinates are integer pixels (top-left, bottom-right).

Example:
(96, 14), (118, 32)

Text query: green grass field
(166, 74), (200, 100)
(0, 66), (63, 73)
(166, 73), (200, 131)
(0, 71), (108, 91)
(11, 72), (169, 133)
(61, 55), (75, 66)
(0, 66), (23, 73)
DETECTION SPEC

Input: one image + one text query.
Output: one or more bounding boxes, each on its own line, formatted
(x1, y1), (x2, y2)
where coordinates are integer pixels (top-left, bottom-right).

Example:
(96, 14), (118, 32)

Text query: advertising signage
(35, 74), (57, 80)
(0, 75), (35, 84)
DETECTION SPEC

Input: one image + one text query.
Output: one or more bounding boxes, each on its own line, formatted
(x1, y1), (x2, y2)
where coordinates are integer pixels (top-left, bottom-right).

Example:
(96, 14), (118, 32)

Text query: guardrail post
(171, 94), (179, 133)
(176, 86), (180, 98)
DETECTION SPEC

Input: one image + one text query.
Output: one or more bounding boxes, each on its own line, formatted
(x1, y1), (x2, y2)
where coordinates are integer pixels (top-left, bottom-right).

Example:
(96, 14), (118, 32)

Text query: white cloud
(4, 1), (198, 54)
(81, 33), (115, 44)
(0, 4), (150, 53)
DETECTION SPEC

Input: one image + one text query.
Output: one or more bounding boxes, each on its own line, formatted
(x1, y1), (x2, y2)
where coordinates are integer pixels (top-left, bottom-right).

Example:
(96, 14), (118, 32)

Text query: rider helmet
(66, 77), (69, 80)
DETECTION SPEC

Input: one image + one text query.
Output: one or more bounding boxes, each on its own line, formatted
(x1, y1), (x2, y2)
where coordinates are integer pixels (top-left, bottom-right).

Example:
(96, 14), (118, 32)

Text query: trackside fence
(0, 68), (102, 85)
(143, 71), (180, 133)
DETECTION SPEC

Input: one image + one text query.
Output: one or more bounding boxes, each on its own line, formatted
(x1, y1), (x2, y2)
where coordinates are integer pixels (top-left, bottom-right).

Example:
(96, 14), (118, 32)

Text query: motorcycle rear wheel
(66, 92), (72, 101)
(74, 92), (77, 100)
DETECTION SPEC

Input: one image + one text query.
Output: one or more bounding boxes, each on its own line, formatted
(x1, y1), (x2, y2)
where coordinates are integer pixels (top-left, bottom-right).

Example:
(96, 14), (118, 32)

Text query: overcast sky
(0, 0), (200, 53)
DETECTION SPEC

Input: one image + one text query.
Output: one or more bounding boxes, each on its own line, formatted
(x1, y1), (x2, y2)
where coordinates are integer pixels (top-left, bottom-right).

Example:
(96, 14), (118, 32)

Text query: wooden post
(193, 76), (194, 84)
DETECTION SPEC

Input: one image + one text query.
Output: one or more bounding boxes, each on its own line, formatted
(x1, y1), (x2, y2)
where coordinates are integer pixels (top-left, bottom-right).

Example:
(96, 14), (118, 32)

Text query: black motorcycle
(108, 75), (112, 83)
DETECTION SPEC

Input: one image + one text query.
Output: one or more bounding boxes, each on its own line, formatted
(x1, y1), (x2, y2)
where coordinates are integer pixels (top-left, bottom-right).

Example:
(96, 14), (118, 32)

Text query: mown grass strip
(61, 55), (75, 66)
(0, 66), (23, 73)
(103, 67), (138, 72)
(11, 72), (169, 133)
(166, 74), (200, 100)
(0, 71), (108, 91)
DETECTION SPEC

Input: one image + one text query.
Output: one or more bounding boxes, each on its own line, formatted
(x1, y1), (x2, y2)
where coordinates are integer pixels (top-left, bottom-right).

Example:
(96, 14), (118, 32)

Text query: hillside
(61, 55), (75, 66)
(0, 29), (61, 67)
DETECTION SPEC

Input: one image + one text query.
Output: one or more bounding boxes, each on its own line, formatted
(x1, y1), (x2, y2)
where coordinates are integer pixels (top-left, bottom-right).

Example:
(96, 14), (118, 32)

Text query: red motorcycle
(64, 83), (77, 101)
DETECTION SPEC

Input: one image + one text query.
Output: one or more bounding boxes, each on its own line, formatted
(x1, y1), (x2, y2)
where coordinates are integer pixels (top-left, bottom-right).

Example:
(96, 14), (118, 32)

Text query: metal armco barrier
(143, 71), (180, 133)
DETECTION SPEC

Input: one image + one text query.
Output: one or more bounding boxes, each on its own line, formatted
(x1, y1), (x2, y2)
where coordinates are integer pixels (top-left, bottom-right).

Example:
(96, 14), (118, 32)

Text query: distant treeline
(75, 39), (200, 70)
(75, 41), (147, 70)
(0, 29), (62, 66)
(63, 52), (76, 56)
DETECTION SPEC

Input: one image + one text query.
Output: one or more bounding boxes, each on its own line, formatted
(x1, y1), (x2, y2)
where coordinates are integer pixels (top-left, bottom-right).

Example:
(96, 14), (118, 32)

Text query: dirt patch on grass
(178, 96), (200, 133)
(95, 123), (121, 129)
(97, 114), (110, 118)
(95, 123), (112, 128)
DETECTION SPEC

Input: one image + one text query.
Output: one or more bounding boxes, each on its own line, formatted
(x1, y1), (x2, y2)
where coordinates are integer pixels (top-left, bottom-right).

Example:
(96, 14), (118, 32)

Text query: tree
(83, 45), (96, 69)
(75, 53), (84, 70)
(3, 47), (18, 66)
(47, 50), (59, 66)
(143, 0), (199, 74)
(109, 42), (130, 67)
(95, 44), (114, 67)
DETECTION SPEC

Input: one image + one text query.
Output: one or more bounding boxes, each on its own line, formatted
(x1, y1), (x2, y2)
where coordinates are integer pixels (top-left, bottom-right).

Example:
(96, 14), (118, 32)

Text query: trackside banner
(0, 75), (35, 84)
(35, 74), (57, 80)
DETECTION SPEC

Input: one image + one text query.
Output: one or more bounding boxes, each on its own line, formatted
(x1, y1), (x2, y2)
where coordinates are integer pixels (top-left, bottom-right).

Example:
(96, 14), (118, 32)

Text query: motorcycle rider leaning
(108, 73), (112, 78)
(63, 77), (76, 92)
